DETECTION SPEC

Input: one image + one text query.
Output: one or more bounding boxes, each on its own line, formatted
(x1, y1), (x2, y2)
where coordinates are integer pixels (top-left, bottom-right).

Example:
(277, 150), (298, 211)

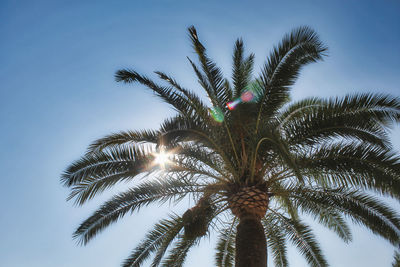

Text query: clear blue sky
(1, 0), (400, 266)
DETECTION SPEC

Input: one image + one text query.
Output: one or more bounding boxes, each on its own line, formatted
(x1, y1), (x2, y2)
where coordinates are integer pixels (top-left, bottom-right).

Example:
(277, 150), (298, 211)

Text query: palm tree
(62, 26), (400, 267)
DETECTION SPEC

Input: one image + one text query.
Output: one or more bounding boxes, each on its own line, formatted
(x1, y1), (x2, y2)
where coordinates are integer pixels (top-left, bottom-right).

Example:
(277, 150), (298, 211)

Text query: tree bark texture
(235, 215), (267, 267)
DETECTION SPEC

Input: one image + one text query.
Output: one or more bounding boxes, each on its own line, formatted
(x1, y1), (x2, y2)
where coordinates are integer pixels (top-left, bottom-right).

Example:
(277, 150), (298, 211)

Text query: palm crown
(63, 26), (400, 267)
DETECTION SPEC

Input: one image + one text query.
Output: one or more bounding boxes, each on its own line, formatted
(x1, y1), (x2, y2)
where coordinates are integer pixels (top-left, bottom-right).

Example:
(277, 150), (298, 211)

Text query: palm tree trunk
(235, 215), (267, 267)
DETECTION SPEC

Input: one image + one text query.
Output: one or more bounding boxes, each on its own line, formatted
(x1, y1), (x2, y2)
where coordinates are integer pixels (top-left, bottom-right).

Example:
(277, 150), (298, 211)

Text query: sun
(153, 150), (171, 168)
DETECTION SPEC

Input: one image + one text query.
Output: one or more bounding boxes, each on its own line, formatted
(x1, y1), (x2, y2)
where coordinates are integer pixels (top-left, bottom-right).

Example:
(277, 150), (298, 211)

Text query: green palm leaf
(188, 26), (232, 108)
(263, 215), (289, 267)
(160, 235), (198, 267)
(87, 130), (159, 153)
(297, 142), (400, 199)
(256, 26), (327, 129)
(232, 38), (255, 98)
(215, 220), (237, 267)
(122, 214), (184, 267)
(273, 213), (328, 267)
(74, 178), (202, 245)
(289, 187), (400, 244)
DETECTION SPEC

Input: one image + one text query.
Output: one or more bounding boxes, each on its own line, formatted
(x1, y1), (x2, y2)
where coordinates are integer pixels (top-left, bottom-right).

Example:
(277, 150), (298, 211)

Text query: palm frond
(215, 220), (237, 267)
(263, 215), (289, 267)
(186, 57), (217, 104)
(308, 209), (351, 243)
(63, 145), (154, 205)
(115, 69), (205, 121)
(280, 189), (352, 242)
(232, 38), (255, 98)
(158, 116), (238, 176)
(175, 144), (231, 181)
(332, 93), (400, 126)
(255, 26), (327, 130)
(158, 115), (210, 146)
(122, 214), (184, 267)
(296, 142), (400, 199)
(154, 71), (210, 121)
(160, 235), (199, 267)
(150, 217), (186, 267)
(254, 133), (304, 184)
(188, 26), (232, 108)
(289, 187), (400, 244)
(87, 130), (159, 153)
(277, 97), (323, 130)
(272, 212), (328, 267)
(282, 94), (400, 149)
(73, 178), (203, 245)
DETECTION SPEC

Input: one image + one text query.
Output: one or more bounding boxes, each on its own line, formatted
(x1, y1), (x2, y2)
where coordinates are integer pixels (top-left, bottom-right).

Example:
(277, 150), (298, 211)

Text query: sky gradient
(1, 0), (400, 266)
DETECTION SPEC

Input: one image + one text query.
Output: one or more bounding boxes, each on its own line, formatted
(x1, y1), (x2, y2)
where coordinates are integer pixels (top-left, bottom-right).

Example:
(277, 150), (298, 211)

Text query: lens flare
(240, 91), (254, 102)
(209, 106), (224, 122)
(226, 85), (261, 110)
(249, 82), (263, 101)
(153, 150), (171, 168)
(226, 99), (241, 110)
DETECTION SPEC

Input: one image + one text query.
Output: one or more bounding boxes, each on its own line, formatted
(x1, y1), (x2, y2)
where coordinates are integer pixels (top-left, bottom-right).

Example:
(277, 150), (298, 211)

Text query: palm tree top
(63, 25), (400, 267)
